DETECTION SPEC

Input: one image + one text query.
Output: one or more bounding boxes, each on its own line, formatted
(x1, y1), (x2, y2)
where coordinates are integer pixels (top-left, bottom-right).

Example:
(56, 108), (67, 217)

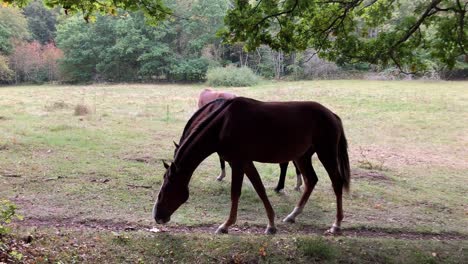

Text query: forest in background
(0, 0), (467, 84)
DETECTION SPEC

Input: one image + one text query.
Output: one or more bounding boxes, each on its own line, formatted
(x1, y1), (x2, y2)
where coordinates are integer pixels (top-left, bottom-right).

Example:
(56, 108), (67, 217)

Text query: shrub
(0, 199), (22, 237)
(8, 41), (63, 84)
(74, 104), (91, 116)
(206, 66), (260, 87)
(0, 55), (13, 83)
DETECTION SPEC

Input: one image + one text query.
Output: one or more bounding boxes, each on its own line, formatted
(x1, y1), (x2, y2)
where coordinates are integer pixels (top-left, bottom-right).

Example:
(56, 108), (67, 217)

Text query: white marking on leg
(282, 206), (303, 223)
(325, 222), (342, 235)
(152, 200), (157, 220)
(265, 223), (277, 234)
(215, 223), (228, 234)
(216, 168), (226, 181)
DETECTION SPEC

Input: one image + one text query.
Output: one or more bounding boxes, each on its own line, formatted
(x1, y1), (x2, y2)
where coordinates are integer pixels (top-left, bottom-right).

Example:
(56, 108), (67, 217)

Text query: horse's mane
(179, 98), (227, 142)
(174, 98), (233, 163)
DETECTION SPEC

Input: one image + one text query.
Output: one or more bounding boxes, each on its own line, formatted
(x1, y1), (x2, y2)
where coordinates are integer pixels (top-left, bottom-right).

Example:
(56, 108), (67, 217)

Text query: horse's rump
(198, 88), (237, 108)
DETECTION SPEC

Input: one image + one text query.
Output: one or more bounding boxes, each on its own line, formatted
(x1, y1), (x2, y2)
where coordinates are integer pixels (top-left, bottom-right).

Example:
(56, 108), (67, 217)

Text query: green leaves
(56, 0), (229, 82)
(223, 0), (467, 72)
(0, 199), (23, 236)
(1, 0), (171, 24)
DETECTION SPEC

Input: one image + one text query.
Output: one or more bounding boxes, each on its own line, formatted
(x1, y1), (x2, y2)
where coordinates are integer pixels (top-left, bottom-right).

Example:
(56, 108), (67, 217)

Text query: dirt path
(16, 217), (467, 241)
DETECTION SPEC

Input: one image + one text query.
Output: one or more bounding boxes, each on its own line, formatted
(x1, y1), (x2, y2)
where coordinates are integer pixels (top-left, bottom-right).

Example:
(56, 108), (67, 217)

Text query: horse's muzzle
(155, 216), (170, 224)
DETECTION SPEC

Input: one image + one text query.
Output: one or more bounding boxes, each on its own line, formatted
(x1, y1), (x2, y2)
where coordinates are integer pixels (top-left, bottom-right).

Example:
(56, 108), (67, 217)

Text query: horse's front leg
(215, 162), (243, 234)
(244, 162), (276, 234)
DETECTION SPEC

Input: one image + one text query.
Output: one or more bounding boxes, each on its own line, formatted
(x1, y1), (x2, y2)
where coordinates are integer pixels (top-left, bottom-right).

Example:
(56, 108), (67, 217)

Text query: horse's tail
(335, 115), (351, 192)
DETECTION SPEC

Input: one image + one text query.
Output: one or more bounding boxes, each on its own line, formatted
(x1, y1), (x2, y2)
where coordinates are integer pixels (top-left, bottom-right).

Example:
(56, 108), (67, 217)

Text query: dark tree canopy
(1, 0), (466, 72)
(220, 0), (467, 72)
(1, 0), (171, 23)
(23, 0), (59, 44)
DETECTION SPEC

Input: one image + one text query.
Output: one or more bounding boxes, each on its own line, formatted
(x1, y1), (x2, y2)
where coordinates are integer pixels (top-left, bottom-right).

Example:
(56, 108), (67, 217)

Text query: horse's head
(152, 161), (189, 224)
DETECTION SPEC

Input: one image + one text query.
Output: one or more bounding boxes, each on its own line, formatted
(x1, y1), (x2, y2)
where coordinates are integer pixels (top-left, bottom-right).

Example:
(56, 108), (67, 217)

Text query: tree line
(0, 0), (466, 84)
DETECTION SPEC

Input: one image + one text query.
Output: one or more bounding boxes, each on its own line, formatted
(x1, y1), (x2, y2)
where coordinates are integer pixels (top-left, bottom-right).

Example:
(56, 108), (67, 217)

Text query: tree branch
(391, 0), (442, 49)
(253, 0), (299, 31)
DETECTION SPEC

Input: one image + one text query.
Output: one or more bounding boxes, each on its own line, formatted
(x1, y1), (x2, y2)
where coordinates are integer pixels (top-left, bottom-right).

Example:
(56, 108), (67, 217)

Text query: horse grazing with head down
(195, 89), (302, 192)
(153, 97), (350, 235)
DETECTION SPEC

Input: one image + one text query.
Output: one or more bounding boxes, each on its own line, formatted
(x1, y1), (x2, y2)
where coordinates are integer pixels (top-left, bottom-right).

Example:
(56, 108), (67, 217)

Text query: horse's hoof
(324, 226), (342, 235)
(274, 188), (282, 193)
(215, 227), (228, 234)
(216, 177), (223, 181)
(265, 226), (277, 235)
(294, 187), (301, 192)
(282, 217), (295, 223)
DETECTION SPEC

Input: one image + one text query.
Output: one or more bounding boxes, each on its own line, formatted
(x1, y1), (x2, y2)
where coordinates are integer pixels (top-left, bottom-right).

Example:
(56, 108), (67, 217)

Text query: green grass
(297, 237), (338, 261)
(0, 81), (467, 262)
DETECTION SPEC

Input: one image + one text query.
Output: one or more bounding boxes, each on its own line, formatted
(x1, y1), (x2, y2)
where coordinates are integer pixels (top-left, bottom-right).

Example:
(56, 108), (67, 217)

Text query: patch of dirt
(121, 153), (159, 164)
(15, 217), (468, 241)
(351, 169), (390, 182)
(44, 101), (70, 111)
(350, 145), (468, 170)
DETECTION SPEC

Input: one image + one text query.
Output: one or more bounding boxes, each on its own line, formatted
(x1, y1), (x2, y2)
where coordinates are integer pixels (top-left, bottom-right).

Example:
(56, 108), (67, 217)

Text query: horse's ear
(173, 141), (179, 148)
(162, 160), (170, 170)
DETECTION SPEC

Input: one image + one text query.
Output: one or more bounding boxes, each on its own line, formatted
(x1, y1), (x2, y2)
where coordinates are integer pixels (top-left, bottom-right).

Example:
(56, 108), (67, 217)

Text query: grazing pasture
(0, 80), (467, 263)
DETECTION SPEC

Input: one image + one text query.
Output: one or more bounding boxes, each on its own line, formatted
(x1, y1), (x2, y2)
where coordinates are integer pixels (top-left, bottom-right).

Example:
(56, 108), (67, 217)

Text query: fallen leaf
(149, 227), (163, 233)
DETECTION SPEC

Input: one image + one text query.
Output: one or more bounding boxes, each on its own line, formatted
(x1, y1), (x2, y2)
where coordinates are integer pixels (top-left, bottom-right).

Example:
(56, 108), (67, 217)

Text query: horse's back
(227, 97), (338, 127)
(218, 97), (342, 162)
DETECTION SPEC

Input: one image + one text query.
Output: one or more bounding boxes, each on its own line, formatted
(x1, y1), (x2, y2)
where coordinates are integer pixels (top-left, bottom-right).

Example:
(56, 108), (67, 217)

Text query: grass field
(0, 80), (467, 263)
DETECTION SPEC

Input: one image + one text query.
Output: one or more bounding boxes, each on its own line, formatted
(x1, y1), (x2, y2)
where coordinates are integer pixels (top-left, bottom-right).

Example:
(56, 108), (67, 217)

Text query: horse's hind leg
(244, 162), (276, 234)
(216, 162), (244, 234)
(274, 162), (288, 193)
(293, 161), (302, 191)
(216, 154), (226, 181)
(283, 153), (318, 223)
(317, 149), (344, 235)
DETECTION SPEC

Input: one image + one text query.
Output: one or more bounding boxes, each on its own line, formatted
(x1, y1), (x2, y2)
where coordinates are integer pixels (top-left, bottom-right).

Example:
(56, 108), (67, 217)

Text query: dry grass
(0, 81), (467, 263)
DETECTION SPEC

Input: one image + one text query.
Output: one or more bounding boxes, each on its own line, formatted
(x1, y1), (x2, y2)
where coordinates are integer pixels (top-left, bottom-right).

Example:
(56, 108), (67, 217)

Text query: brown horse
(153, 97), (350, 235)
(196, 90), (302, 192)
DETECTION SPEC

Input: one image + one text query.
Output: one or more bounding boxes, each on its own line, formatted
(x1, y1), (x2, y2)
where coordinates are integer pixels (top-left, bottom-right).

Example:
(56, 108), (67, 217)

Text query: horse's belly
(219, 137), (311, 163)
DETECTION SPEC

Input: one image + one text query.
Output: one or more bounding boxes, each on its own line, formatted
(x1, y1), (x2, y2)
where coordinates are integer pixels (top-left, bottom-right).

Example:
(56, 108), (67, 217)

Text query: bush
(74, 104), (91, 116)
(206, 66), (260, 87)
(169, 58), (209, 82)
(0, 199), (22, 237)
(0, 55), (13, 83)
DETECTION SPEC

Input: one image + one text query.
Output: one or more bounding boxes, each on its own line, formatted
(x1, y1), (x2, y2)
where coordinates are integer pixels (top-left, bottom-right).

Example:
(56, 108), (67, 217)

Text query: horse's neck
(175, 125), (218, 180)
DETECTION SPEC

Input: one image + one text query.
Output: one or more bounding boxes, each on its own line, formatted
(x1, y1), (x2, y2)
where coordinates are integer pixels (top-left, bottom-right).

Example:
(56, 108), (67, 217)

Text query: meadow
(0, 80), (467, 263)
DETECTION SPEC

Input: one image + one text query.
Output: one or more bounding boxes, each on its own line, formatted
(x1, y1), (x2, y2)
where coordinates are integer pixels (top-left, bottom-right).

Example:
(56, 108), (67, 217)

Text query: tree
(55, 16), (98, 82)
(0, 54), (14, 82)
(56, 0), (229, 83)
(23, 0), (59, 44)
(1, 0), (171, 23)
(9, 40), (63, 83)
(4, 0), (464, 72)
(0, 6), (30, 54)
(220, 0), (467, 72)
